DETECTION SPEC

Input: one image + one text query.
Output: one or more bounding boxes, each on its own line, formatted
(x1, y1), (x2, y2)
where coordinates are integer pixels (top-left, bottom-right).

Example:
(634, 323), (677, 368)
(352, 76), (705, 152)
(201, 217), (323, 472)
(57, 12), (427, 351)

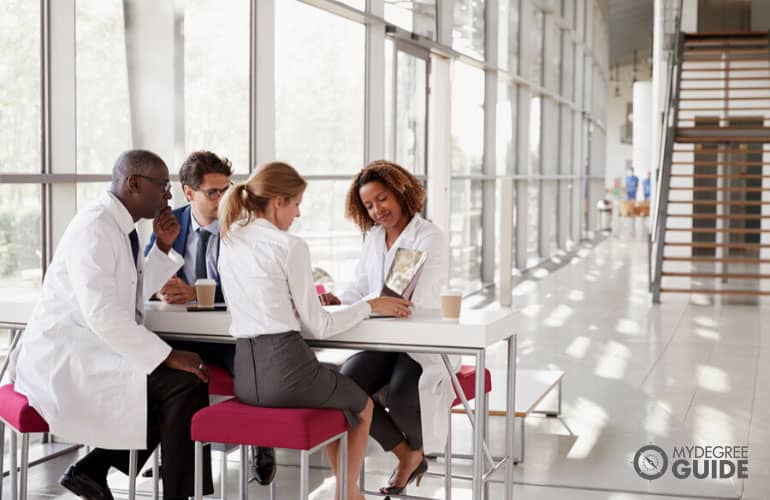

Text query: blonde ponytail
(219, 162), (307, 240)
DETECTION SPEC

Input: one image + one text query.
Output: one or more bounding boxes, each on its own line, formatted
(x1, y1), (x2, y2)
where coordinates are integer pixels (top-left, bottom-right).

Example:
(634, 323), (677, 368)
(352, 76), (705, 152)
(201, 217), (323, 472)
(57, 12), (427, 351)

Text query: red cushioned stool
(0, 384), (48, 500)
(207, 365), (234, 397)
(443, 365), (492, 498)
(0, 384), (143, 500)
(192, 398), (350, 500)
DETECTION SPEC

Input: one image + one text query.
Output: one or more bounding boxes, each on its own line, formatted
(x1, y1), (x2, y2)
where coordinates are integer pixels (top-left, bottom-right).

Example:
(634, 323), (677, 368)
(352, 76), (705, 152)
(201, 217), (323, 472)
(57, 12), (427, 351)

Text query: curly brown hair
(345, 160), (425, 233)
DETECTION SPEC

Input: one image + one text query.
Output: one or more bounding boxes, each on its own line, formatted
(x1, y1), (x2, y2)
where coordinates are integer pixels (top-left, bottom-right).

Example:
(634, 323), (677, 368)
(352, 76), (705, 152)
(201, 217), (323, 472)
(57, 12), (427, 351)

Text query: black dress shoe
(59, 465), (114, 500)
(250, 446), (276, 485)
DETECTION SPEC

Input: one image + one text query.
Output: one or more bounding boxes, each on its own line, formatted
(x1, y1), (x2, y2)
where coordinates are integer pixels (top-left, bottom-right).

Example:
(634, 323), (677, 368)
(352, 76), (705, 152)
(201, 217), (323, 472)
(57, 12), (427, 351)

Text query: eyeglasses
(199, 183), (232, 200)
(131, 175), (171, 194)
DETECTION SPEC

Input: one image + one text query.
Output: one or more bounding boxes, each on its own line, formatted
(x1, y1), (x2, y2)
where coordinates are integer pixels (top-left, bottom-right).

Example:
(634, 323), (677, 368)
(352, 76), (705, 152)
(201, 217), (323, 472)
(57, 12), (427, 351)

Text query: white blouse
(219, 218), (371, 339)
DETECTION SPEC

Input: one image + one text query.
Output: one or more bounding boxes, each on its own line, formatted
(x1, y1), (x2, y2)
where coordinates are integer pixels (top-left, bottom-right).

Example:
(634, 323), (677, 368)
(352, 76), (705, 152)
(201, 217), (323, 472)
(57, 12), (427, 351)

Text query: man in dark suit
(145, 151), (276, 485)
(145, 151), (229, 304)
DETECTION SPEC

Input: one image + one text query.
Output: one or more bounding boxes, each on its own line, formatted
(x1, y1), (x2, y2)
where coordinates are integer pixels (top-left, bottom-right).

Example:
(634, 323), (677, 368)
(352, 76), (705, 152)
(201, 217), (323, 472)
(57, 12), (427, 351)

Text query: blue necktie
(129, 230), (139, 268)
(196, 229), (211, 280)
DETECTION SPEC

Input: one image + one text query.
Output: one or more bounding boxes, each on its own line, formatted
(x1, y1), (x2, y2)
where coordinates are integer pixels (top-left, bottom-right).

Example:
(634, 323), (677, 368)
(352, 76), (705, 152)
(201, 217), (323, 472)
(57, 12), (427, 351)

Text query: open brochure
(380, 248), (428, 301)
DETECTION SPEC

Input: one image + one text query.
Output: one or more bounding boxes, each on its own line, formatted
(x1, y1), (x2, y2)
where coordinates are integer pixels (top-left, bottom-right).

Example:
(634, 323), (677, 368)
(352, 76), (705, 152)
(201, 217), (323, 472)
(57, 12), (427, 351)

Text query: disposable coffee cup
(440, 288), (463, 319)
(195, 279), (217, 308)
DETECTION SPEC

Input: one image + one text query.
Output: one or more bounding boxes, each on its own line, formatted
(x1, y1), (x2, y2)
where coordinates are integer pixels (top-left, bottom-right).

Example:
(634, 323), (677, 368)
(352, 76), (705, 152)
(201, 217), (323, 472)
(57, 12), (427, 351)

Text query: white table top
(143, 302), (515, 350)
(0, 292), (516, 350)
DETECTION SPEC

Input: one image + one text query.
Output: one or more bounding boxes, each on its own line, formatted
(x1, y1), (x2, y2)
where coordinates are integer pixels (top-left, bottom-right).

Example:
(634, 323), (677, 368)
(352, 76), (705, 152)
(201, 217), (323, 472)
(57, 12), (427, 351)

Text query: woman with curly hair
(320, 160), (461, 496)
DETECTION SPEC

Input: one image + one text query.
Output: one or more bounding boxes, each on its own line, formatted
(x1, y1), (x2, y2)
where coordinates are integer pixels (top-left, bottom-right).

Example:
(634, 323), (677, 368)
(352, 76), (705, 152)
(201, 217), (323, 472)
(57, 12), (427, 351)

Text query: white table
(0, 294), (517, 500)
(143, 302), (518, 500)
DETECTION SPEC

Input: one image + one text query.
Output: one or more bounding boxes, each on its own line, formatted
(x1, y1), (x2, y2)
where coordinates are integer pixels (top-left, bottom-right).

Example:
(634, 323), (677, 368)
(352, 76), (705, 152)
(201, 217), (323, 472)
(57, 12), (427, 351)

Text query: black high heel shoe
(380, 457), (428, 495)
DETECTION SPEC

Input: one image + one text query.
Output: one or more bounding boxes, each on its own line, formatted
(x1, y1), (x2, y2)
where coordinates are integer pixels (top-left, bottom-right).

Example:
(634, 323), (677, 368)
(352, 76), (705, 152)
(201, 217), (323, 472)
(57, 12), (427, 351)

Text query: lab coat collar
(383, 213), (422, 252)
(382, 214), (423, 277)
(102, 191), (137, 235)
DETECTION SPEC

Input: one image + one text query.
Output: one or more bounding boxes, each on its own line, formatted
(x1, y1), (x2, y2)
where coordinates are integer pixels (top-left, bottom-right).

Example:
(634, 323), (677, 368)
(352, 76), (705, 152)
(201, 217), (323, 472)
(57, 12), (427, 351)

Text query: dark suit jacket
(145, 205), (224, 302)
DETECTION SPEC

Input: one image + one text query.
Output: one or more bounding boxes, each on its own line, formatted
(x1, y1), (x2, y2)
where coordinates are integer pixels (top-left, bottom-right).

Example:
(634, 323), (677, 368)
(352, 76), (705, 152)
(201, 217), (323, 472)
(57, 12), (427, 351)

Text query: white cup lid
(441, 288), (463, 296)
(195, 279), (217, 286)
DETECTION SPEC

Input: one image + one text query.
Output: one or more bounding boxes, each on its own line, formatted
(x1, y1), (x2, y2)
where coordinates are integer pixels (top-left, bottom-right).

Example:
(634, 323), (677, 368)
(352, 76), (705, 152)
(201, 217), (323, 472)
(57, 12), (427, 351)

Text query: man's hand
(164, 349), (209, 383)
(318, 292), (341, 306)
(153, 207), (180, 254)
(158, 276), (196, 304)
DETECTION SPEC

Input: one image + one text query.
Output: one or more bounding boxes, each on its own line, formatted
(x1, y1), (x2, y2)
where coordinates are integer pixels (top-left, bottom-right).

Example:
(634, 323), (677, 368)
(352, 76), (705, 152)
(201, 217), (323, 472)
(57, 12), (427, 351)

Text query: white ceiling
(609, 0), (654, 66)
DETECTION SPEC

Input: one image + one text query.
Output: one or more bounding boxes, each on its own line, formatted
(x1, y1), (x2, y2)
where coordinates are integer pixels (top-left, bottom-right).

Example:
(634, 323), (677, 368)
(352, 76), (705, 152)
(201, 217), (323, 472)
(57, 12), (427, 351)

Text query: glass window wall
(5, 0), (610, 301)
(0, 2), (40, 174)
(453, 0), (486, 60)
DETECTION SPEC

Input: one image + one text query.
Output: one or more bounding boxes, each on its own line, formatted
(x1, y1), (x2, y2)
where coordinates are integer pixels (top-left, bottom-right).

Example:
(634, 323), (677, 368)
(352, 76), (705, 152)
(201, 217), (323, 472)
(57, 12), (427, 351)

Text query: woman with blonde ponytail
(218, 162), (412, 500)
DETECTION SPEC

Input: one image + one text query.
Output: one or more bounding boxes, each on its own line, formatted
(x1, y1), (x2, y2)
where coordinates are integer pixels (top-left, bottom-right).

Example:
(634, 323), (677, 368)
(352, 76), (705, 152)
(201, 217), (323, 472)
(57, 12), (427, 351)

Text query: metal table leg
(471, 349), (486, 500)
(483, 391), (491, 499)
(504, 335), (517, 500)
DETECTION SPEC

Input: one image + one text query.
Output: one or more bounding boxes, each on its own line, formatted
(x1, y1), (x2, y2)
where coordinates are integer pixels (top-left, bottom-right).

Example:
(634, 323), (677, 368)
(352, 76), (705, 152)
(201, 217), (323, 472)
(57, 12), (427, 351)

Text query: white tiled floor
(11, 233), (770, 499)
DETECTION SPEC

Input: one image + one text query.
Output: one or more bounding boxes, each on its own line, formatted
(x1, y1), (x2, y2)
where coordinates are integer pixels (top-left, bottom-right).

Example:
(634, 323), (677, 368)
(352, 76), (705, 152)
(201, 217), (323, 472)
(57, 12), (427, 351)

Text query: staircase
(651, 31), (770, 302)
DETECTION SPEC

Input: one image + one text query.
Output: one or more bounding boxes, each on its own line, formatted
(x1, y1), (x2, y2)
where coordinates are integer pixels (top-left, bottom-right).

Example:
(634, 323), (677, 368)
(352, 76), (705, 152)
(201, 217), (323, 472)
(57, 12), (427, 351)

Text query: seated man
(144, 150), (275, 485)
(12, 150), (213, 500)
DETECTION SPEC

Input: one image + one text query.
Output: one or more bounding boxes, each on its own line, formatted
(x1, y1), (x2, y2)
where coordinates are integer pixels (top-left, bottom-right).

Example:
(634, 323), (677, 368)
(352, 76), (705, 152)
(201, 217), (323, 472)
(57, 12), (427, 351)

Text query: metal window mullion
(251, 0), (275, 169)
(481, 0), (498, 286)
(40, 0), (52, 273)
(365, 0), (385, 163)
(44, 0), (77, 272)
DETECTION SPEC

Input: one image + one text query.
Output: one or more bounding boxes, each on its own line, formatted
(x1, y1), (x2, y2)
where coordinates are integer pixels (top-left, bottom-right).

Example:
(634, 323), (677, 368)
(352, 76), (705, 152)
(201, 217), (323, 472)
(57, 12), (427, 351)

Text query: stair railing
(650, 1), (685, 303)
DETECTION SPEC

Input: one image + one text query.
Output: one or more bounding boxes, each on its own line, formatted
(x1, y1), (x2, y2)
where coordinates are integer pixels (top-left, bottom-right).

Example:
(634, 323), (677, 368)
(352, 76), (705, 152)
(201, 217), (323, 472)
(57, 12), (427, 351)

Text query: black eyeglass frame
(130, 174), (172, 194)
(197, 182), (233, 201)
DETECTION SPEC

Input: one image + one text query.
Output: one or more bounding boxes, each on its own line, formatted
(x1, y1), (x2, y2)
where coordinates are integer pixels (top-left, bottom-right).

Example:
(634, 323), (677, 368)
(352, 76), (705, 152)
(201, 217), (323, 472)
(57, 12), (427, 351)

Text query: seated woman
(217, 162), (413, 500)
(321, 160), (461, 495)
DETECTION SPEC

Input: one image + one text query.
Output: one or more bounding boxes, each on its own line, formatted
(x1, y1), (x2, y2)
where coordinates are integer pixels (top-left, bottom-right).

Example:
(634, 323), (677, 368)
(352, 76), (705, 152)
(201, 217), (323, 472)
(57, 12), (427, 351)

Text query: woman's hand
(318, 292), (341, 306)
(367, 297), (414, 318)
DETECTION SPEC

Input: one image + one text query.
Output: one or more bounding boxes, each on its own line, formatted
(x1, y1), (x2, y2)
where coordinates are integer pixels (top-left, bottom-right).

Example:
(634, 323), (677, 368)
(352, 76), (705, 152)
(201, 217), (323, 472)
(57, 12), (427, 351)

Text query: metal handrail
(649, 0), (685, 301)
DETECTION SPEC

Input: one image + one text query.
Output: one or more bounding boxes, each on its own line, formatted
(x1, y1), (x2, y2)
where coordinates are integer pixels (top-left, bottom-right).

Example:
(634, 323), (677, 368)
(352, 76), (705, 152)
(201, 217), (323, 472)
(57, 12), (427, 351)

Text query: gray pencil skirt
(233, 331), (368, 428)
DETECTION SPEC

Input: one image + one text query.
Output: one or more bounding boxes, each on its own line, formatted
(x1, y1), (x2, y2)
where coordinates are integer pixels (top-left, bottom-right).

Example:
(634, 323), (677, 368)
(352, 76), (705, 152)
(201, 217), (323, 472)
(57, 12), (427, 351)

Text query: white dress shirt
(182, 214), (220, 283)
(13, 192), (183, 449)
(219, 218), (371, 339)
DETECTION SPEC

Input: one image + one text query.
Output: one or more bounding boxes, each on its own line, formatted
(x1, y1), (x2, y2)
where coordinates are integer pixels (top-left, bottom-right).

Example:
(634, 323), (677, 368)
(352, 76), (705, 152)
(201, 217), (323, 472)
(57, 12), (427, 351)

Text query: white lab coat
(339, 214), (461, 453)
(13, 192), (183, 449)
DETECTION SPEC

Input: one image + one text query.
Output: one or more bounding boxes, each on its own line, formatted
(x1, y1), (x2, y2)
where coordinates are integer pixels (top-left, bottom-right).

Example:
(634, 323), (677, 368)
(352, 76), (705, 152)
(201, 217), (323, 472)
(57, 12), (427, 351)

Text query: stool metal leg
(299, 450), (309, 500)
(152, 449), (160, 500)
(195, 442), (203, 500)
(519, 417), (526, 464)
(0, 422), (5, 500)
(483, 392), (490, 499)
(128, 450), (138, 500)
(220, 449), (227, 500)
(10, 432), (17, 500)
(19, 434), (28, 500)
(238, 445), (247, 500)
(269, 481), (275, 500)
(339, 433), (348, 500)
(445, 408), (452, 500)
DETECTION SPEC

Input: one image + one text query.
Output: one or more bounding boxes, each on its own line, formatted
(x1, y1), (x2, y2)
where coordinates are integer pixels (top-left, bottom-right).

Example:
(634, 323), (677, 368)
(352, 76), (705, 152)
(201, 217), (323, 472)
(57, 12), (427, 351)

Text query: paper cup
(195, 278), (217, 308)
(440, 288), (463, 319)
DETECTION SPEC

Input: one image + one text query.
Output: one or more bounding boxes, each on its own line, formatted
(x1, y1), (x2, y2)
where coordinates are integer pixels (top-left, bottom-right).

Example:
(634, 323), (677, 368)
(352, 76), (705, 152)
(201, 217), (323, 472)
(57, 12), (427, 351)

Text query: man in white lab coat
(12, 150), (214, 500)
